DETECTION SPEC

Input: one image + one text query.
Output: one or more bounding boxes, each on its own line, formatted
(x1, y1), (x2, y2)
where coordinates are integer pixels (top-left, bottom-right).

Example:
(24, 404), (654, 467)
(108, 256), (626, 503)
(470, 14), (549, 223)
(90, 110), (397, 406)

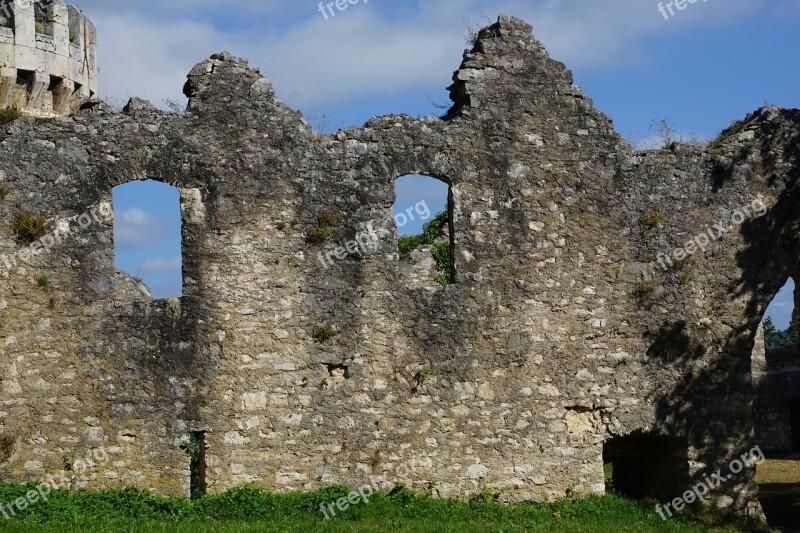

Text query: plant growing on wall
(14, 211), (49, 244)
(0, 107), (21, 125)
(306, 211), (339, 244)
(313, 326), (337, 342)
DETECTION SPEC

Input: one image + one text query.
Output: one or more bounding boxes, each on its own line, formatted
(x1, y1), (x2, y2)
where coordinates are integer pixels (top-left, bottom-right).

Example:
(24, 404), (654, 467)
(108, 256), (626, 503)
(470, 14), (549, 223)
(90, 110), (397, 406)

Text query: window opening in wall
(394, 174), (453, 286)
(112, 179), (182, 298)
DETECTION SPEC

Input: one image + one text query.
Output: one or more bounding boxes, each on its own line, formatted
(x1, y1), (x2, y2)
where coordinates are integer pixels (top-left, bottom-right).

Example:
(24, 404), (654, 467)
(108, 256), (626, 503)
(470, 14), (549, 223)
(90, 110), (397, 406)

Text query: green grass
(756, 454), (800, 531)
(0, 483), (770, 532)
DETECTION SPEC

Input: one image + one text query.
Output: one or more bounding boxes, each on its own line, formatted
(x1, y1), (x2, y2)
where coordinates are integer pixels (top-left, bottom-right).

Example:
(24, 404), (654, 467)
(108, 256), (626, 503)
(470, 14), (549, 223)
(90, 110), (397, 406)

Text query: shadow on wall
(646, 110), (800, 512)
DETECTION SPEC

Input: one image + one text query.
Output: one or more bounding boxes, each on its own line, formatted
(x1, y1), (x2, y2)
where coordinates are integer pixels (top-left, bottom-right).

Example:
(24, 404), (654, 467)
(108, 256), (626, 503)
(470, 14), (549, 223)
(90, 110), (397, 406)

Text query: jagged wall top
(0, 0), (97, 116)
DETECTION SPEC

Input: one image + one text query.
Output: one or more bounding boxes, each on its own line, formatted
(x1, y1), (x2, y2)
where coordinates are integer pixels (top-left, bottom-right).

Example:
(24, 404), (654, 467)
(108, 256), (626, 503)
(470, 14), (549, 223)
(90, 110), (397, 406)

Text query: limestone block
(0, 66), (15, 106)
(51, 77), (73, 114)
(26, 71), (48, 109)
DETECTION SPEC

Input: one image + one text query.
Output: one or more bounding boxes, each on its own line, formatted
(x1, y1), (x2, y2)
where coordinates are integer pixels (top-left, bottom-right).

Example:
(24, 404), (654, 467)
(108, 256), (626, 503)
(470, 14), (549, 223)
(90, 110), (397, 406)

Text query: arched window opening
(112, 180), (182, 299)
(394, 174), (453, 287)
(755, 278), (800, 452)
(763, 279), (797, 350)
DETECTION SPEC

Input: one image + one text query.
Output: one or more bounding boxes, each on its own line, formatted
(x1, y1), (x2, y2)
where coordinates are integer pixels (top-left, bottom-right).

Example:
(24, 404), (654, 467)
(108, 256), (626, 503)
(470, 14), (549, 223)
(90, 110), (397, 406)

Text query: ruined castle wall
(0, 0), (96, 116)
(0, 15), (798, 517)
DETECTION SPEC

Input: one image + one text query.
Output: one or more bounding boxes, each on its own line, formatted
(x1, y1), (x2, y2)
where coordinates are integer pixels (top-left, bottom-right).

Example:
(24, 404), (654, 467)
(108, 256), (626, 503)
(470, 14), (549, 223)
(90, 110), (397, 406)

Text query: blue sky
(82, 1), (799, 323)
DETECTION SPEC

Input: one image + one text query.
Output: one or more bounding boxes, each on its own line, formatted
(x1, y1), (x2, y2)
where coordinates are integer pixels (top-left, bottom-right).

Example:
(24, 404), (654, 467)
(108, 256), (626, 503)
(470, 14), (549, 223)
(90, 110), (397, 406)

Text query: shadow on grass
(760, 482), (800, 531)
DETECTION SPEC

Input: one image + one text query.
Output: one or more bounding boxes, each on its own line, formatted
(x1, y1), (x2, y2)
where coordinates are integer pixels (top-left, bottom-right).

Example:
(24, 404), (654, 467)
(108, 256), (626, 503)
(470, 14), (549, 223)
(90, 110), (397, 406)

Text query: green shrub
(398, 234), (426, 259)
(36, 274), (49, 288)
(709, 113), (755, 149)
(14, 211), (49, 244)
(0, 107), (21, 125)
(306, 225), (332, 244)
(430, 241), (452, 285)
(316, 211), (339, 228)
(397, 208), (453, 285)
(306, 211), (339, 244)
(642, 212), (664, 227)
(416, 366), (432, 384)
(313, 325), (336, 342)
(635, 282), (657, 296)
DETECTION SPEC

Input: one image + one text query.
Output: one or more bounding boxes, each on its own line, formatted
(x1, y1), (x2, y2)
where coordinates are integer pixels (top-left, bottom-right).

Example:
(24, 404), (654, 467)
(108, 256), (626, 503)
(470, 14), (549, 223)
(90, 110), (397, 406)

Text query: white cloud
(115, 207), (170, 247)
(138, 258), (182, 274)
(79, 1), (772, 112)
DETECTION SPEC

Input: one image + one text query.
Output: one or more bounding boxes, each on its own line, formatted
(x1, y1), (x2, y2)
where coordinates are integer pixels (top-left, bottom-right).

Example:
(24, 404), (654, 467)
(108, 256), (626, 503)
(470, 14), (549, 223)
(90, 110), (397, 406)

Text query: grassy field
(0, 482), (775, 533)
(757, 453), (800, 531)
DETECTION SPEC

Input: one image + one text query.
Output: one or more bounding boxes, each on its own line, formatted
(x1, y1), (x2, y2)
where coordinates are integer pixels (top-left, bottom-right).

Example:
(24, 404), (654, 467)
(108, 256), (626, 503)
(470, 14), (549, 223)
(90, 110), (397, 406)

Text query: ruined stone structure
(0, 14), (799, 518)
(0, 0), (97, 116)
(753, 325), (800, 451)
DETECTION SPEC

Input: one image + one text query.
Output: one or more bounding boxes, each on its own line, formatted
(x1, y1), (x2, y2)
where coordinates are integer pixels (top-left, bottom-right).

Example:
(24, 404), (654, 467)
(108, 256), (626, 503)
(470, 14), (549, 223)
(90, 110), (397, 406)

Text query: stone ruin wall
(0, 0), (97, 116)
(0, 15), (798, 517)
(753, 323), (800, 451)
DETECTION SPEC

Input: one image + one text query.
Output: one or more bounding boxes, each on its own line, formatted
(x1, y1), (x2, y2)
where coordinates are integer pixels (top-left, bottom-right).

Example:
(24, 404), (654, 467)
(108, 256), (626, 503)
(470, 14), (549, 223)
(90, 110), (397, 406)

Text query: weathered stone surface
(0, 0), (97, 117)
(0, 14), (798, 517)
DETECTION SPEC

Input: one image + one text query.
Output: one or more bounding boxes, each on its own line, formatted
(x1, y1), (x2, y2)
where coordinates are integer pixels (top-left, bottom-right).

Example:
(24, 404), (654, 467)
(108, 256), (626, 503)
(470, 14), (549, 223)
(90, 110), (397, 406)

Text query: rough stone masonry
(0, 13), (798, 518)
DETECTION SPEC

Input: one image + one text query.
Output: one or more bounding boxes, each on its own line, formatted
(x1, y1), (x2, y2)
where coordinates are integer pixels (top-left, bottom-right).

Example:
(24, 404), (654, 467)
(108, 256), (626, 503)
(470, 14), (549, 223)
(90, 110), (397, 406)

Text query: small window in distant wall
(112, 180), (183, 298)
(394, 174), (454, 286)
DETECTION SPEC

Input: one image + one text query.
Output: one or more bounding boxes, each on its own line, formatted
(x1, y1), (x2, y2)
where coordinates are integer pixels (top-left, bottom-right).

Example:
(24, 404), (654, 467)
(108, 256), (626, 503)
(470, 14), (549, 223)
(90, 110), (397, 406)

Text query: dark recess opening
(603, 432), (690, 500)
(790, 396), (800, 452)
(182, 431), (207, 499)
